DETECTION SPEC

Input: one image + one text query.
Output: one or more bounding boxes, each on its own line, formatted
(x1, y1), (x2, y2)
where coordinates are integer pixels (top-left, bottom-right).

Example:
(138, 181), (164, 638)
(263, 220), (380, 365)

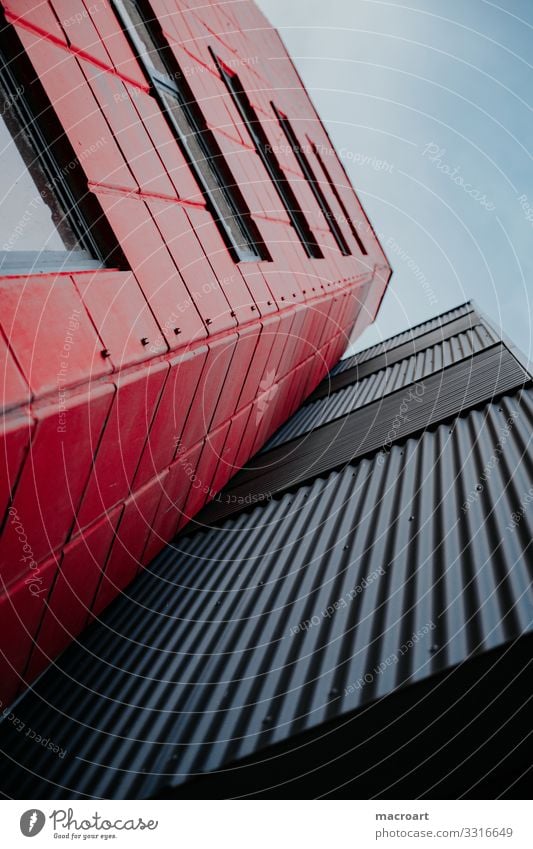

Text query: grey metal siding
(204, 344), (529, 523)
(264, 325), (500, 450)
(332, 302), (474, 374)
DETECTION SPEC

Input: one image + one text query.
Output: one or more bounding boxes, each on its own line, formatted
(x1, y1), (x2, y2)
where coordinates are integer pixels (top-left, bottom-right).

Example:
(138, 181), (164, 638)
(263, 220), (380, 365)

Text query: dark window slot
(272, 104), (350, 256)
(0, 10), (124, 274)
(210, 48), (323, 260)
(113, 0), (268, 263)
(308, 138), (367, 255)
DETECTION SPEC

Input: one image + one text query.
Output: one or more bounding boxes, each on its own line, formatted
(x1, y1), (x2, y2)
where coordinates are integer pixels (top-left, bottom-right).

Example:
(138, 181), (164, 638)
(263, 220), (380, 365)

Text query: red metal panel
(80, 59), (177, 197)
(79, 0), (150, 89)
(236, 314), (280, 411)
(147, 200), (236, 336)
(125, 85), (202, 202)
(142, 445), (201, 560)
(134, 344), (208, 488)
(238, 263), (278, 315)
(73, 271), (167, 368)
(49, 0), (111, 66)
(210, 405), (249, 495)
(260, 310), (297, 384)
(179, 334), (237, 450)
(94, 193), (208, 349)
(0, 552), (58, 707)
(23, 507), (121, 683)
(0, 384), (115, 585)
(9, 32), (137, 191)
(77, 361), (169, 529)
(184, 206), (261, 323)
(277, 305), (308, 375)
(181, 420), (231, 522)
(3, 1), (68, 44)
(251, 367), (294, 454)
(210, 326), (260, 430)
(92, 476), (164, 617)
(0, 329), (30, 411)
(0, 275), (111, 397)
(0, 413), (33, 526)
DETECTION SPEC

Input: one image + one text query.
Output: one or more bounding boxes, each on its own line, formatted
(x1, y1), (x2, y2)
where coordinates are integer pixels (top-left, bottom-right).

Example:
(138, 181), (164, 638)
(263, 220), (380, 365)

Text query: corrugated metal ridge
(198, 344), (530, 524)
(310, 311), (485, 402)
(1, 389), (532, 799)
(263, 324), (499, 451)
(332, 302), (473, 374)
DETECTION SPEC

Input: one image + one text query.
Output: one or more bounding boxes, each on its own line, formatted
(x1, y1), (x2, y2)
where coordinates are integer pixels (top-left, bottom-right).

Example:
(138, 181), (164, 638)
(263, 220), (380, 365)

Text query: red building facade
(0, 0), (391, 706)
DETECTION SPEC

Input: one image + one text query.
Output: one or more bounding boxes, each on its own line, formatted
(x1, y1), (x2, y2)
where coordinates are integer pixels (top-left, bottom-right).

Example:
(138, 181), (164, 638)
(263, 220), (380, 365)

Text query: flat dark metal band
(198, 343), (529, 525)
(309, 310), (481, 402)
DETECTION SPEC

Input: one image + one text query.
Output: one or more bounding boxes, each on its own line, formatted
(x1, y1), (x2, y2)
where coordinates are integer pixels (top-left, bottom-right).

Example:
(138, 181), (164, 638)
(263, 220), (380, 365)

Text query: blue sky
(255, 0), (533, 357)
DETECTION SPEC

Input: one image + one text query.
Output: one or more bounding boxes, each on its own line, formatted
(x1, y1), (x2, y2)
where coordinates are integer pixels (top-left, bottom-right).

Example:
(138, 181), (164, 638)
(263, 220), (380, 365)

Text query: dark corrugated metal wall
(263, 324), (500, 449)
(201, 343), (529, 522)
(1, 388), (532, 799)
(331, 302), (474, 374)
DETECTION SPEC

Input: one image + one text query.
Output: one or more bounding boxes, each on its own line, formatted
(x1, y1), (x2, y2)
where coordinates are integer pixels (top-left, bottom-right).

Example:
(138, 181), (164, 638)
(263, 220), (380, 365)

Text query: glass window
(0, 64), (104, 274)
(113, 0), (268, 263)
(272, 105), (350, 256)
(212, 49), (323, 260)
(309, 138), (367, 255)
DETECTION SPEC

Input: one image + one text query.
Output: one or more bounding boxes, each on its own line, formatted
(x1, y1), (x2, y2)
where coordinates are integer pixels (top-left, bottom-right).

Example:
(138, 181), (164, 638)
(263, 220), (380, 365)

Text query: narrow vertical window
(0, 29), (120, 274)
(308, 138), (367, 255)
(211, 49), (323, 260)
(113, 0), (267, 262)
(272, 105), (350, 256)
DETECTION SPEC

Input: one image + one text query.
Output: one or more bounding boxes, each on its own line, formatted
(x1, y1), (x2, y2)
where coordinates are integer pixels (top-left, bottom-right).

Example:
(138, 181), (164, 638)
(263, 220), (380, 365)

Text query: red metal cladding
(0, 330), (31, 412)
(23, 507), (122, 685)
(142, 445), (202, 561)
(181, 419), (232, 521)
(0, 275), (111, 397)
(0, 552), (59, 706)
(92, 192), (209, 350)
(178, 334), (238, 448)
(0, 0), (391, 701)
(91, 477), (164, 617)
(0, 384), (115, 586)
(0, 413), (33, 525)
(73, 271), (168, 368)
(76, 361), (169, 529)
(147, 200), (237, 336)
(133, 344), (209, 487)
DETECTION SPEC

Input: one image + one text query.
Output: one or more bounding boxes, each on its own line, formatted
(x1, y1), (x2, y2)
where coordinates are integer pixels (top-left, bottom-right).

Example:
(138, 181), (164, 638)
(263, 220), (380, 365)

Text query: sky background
(256, 0), (533, 357)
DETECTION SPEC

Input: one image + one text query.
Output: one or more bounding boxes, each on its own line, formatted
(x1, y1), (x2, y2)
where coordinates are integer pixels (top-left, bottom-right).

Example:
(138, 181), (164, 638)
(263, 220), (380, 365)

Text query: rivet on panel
(141, 337), (149, 346)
